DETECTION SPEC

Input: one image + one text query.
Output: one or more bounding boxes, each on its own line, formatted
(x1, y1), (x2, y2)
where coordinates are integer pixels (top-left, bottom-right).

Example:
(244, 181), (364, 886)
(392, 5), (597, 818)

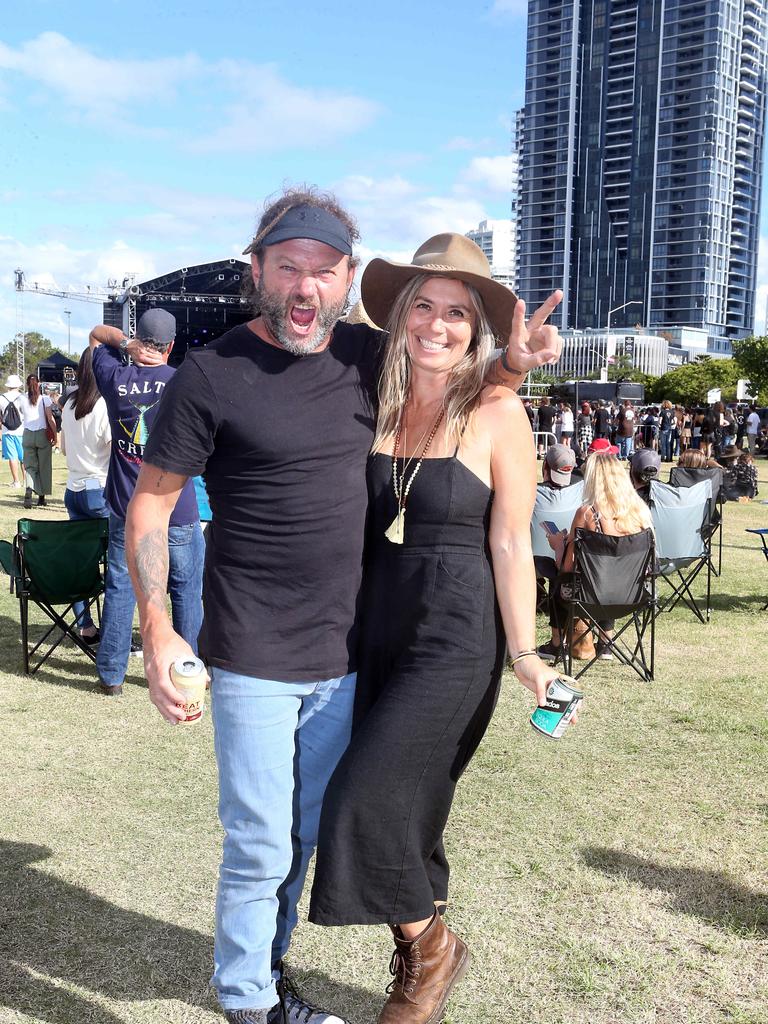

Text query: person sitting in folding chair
(649, 476), (713, 623)
(530, 444), (582, 661)
(547, 447), (654, 664)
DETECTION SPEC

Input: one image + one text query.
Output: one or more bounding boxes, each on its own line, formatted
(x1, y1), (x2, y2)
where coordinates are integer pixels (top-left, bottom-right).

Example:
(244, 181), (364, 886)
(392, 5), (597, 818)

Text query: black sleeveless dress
(309, 451), (506, 926)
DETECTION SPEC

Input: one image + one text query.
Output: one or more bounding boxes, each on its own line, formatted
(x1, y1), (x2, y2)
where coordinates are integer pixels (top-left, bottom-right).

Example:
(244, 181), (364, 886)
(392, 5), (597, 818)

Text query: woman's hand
(514, 655), (580, 727)
(506, 290), (564, 373)
(513, 654), (561, 707)
(546, 529), (567, 554)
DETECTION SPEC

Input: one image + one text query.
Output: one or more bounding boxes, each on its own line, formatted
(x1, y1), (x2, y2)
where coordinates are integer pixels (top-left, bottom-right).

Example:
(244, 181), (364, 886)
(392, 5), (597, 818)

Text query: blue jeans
(96, 514), (204, 687)
(211, 668), (356, 1012)
(618, 434), (634, 460)
(660, 429), (672, 461)
(64, 486), (109, 630)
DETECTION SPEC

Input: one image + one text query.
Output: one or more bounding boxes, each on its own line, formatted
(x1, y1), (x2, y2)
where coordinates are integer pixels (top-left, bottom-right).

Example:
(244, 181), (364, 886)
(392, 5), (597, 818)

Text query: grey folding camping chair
(649, 478), (712, 623)
(669, 465), (724, 576)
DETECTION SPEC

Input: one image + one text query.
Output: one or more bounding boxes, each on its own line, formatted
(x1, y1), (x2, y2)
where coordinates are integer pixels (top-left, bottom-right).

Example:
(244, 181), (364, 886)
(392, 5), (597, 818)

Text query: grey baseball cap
(545, 443), (576, 486)
(631, 448), (661, 479)
(137, 308), (176, 345)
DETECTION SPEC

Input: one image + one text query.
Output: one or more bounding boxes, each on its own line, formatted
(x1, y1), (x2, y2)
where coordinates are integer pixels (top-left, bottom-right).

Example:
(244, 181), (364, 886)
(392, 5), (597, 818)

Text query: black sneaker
(80, 631), (101, 646)
(129, 640), (143, 657)
(536, 641), (561, 663)
(23, 489), (33, 509)
(37, 495), (47, 507)
(98, 682), (123, 697)
(276, 962), (347, 1023)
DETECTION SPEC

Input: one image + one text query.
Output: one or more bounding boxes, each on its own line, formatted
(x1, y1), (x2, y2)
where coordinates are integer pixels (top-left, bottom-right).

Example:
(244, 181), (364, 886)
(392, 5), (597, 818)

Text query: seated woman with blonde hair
(547, 451), (653, 659)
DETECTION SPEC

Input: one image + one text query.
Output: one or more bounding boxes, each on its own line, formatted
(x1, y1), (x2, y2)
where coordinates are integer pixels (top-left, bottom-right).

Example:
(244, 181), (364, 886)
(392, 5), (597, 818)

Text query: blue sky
(1, 0), (766, 355)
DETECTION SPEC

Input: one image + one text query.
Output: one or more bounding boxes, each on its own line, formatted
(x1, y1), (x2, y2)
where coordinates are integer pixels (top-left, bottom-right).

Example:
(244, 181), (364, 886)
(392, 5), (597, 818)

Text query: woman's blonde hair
(372, 274), (497, 453)
(582, 455), (653, 534)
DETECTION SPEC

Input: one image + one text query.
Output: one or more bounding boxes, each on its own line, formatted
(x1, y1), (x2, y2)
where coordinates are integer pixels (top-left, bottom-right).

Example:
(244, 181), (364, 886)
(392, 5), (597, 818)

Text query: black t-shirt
(143, 320), (382, 682)
(594, 408), (611, 434)
(537, 405), (555, 431)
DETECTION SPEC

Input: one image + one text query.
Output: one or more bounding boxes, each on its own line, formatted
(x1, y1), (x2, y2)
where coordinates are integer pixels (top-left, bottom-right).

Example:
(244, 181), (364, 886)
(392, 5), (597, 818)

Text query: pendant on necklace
(385, 509), (405, 544)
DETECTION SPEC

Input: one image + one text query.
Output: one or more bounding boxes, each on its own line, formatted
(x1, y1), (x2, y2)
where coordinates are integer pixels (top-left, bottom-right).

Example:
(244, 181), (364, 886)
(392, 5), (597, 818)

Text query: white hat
(5, 374), (22, 389)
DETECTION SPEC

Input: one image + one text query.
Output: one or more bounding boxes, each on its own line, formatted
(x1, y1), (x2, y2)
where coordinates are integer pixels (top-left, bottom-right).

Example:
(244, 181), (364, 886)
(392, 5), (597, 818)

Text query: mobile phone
(541, 520), (560, 535)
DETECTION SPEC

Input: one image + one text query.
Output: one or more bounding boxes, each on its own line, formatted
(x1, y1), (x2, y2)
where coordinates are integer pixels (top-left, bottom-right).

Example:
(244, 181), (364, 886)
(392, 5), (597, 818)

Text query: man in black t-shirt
(121, 188), (563, 1024)
(536, 396), (556, 457)
(593, 401), (612, 440)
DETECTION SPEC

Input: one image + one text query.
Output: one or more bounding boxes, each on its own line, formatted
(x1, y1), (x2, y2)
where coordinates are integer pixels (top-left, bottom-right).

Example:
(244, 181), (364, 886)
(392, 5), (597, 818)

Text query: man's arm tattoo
(134, 528), (169, 610)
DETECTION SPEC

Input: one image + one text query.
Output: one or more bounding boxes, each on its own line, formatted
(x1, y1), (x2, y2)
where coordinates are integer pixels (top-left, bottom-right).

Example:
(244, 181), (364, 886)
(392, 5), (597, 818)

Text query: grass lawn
(0, 452), (766, 1024)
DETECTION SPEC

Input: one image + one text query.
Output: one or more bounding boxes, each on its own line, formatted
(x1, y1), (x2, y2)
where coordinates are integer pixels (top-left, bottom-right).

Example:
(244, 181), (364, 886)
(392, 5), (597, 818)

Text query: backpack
(1, 394), (22, 431)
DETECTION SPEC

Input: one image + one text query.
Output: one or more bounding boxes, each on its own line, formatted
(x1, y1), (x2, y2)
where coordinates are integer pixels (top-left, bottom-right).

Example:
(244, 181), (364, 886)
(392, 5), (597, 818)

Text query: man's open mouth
(290, 305), (318, 333)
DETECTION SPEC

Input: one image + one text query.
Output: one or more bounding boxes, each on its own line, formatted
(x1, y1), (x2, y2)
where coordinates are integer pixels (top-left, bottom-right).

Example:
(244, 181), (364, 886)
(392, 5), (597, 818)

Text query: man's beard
(255, 281), (348, 356)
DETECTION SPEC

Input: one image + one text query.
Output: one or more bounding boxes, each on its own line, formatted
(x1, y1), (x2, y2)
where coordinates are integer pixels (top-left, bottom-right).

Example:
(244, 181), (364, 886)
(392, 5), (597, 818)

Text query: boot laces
(386, 944), (422, 996)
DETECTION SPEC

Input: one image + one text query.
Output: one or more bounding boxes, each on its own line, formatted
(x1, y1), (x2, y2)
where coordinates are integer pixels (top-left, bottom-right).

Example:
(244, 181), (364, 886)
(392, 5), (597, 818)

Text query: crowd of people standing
(525, 396), (766, 467)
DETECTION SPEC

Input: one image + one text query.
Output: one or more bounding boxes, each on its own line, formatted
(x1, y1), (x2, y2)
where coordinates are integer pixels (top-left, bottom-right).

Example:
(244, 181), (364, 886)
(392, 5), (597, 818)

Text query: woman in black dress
(309, 234), (565, 1023)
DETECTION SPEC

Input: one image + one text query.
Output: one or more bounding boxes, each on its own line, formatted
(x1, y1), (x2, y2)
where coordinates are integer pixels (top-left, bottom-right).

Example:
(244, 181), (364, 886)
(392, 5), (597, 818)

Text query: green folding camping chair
(0, 518), (109, 675)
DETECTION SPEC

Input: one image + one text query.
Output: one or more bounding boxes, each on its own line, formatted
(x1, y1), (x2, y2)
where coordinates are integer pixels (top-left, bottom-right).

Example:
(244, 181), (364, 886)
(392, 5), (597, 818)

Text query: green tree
(731, 335), (768, 402)
(647, 356), (741, 405)
(0, 331), (65, 382)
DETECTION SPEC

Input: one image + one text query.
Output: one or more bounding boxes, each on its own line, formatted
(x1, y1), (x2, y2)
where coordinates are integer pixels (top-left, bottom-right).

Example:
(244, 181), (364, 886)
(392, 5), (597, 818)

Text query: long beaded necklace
(385, 404), (445, 545)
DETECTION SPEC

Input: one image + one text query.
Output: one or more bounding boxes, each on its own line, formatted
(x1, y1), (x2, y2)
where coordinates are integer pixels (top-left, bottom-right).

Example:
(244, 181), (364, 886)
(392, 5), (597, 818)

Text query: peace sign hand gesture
(506, 289), (563, 373)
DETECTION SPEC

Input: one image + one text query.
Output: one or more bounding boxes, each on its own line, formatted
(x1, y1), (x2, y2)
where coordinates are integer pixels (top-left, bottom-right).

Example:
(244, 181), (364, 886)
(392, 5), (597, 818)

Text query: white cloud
(0, 32), (199, 115)
(187, 61), (380, 153)
(0, 33), (380, 151)
(333, 174), (488, 253)
(459, 155), (515, 197)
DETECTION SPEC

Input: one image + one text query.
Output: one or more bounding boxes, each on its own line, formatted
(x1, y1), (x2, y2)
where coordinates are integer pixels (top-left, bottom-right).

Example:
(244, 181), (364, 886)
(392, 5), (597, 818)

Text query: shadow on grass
(707, 592), (767, 612)
(0, 611), (148, 693)
(582, 847), (768, 936)
(0, 840), (379, 1024)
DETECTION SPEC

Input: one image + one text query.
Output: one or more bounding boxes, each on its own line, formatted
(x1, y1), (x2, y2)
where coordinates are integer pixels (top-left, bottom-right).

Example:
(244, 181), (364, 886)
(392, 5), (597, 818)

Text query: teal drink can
(530, 676), (583, 739)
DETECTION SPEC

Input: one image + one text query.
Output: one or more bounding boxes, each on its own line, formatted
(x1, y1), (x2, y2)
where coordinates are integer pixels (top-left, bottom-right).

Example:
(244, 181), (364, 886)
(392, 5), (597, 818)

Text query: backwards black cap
(242, 203), (353, 257)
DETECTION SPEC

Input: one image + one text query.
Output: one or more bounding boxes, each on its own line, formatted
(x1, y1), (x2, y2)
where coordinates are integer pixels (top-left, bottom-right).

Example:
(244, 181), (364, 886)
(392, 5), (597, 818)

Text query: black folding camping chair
(560, 527), (656, 682)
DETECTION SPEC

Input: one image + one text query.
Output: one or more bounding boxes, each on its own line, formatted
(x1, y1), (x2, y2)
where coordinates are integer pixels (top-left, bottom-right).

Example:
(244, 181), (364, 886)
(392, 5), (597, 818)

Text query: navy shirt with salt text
(92, 344), (198, 525)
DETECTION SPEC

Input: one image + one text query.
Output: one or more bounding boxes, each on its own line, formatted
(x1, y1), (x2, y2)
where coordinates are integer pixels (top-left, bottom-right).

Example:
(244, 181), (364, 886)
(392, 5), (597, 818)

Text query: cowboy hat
(361, 233), (517, 340)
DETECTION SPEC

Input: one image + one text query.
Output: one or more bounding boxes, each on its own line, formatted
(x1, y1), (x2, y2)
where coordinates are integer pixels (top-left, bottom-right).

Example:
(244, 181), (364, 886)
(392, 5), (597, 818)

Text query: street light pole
(64, 309), (71, 354)
(606, 301), (643, 380)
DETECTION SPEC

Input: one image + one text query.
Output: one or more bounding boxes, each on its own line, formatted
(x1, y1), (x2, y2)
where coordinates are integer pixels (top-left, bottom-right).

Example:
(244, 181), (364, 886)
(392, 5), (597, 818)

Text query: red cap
(588, 438), (619, 456)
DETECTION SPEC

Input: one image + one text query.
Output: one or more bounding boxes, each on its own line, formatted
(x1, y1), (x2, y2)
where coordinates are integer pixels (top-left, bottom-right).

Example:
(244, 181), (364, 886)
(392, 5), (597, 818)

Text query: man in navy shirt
(90, 309), (204, 697)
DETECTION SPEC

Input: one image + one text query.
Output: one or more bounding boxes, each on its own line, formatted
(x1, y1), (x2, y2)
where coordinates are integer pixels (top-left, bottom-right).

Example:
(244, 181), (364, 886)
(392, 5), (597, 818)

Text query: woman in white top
(21, 374), (57, 507)
(60, 348), (112, 641)
(560, 401), (575, 446)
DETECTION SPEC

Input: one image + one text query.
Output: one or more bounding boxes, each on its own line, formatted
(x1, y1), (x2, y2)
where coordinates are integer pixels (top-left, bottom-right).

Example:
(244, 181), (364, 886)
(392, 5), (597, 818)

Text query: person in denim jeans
(90, 309), (202, 697)
(121, 191), (563, 1024)
(60, 349), (112, 642)
(617, 400), (636, 460)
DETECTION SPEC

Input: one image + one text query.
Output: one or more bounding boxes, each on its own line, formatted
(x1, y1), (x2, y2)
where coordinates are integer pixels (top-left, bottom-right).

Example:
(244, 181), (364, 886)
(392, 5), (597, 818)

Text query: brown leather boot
(377, 911), (469, 1024)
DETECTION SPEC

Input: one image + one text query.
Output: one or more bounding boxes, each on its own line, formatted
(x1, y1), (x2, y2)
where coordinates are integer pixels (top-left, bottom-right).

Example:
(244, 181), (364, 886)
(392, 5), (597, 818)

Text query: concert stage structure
(102, 259), (252, 366)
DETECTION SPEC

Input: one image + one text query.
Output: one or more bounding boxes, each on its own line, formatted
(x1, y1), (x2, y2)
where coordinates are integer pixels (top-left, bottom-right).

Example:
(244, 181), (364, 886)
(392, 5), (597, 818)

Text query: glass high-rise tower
(516, 0), (768, 341)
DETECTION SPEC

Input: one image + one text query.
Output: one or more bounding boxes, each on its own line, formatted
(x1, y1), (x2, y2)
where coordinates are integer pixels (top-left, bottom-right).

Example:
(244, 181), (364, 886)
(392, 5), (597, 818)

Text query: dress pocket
(437, 552), (484, 591)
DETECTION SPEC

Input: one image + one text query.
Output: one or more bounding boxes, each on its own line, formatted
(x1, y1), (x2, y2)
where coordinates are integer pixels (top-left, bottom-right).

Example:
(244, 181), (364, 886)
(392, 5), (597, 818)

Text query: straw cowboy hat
(361, 233), (518, 340)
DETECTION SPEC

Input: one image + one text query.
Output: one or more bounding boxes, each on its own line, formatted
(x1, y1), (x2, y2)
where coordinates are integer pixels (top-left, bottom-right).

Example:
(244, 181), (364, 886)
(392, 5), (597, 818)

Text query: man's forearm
(89, 325), (125, 350)
(126, 496), (175, 636)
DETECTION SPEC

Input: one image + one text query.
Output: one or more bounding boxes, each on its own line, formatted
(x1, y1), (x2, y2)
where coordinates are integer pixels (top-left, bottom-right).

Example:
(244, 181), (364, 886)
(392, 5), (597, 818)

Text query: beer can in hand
(530, 676), (583, 739)
(170, 656), (207, 723)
